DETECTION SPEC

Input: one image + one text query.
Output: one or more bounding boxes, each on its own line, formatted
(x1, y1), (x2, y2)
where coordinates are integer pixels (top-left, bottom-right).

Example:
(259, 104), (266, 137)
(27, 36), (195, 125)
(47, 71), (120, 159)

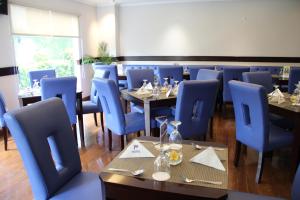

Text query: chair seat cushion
(124, 112), (145, 134)
(82, 101), (101, 114)
(131, 103), (171, 117)
(227, 191), (283, 200)
(124, 112), (156, 134)
(266, 124), (294, 151)
(50, 172), (104, 200)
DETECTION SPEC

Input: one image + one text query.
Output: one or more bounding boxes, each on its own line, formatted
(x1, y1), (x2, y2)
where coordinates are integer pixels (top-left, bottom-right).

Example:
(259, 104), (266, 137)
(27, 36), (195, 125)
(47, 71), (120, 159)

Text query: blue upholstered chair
(242, 72), (273, 93)
(223, 67), (250, 104)
(82, 70), (110, 133)
(158, 80), (219, 140)
(28, 69), (56, 87)
(93, 79), (146, 150)
(4, 98), (104, 200)
(196, 69), (223, 138)
(242, 71), (293, 129)
(229, 80), (293, 183)
(188, 65), (215, 80)
(250, 66), (282, 75)
(93, 63), (127, 89)
(40, 77), (78, 143)
(288, 67), (300, 94)
(126, 69), (154, 114)
(0, 92), (8, 151)
(157, 66), (183, 85)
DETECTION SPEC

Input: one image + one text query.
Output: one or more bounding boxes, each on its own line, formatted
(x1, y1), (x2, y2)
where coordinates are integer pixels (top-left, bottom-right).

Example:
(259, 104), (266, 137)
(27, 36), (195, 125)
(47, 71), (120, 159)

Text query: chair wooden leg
(108, 129), (112, 151)
(3, 127), (8, 151)
(256, 152), (265, 184)
(209, 117), (214, 139)
(100, 112), (105, 134)
(137, 131), (141, 137)
(242, 144), (248, 155)
(72, 124), (78, 146)
(93, 113), (98, 127)
(121, 135), (125, 150)
(234, 140), (241, 167)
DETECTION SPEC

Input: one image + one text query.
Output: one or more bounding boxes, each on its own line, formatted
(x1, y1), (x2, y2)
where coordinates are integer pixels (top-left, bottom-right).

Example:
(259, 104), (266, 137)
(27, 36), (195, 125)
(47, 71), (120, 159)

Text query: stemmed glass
(173, 80), (179, 95)
(141, 79), (147, 92)
(32, 79), (40, 94)
(168, 121), (183, 166)
(153, 79), (160, 97)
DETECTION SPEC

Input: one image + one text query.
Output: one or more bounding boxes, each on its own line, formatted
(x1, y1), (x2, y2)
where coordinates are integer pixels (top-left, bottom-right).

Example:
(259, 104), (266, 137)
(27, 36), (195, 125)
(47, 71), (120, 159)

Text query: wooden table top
(100, 136), (228, 200)
(269, 93), (300, 115)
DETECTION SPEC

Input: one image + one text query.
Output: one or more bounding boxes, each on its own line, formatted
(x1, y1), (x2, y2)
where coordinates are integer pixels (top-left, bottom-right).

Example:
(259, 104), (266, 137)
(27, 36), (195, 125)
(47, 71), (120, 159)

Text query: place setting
(103, 119), (228, 189)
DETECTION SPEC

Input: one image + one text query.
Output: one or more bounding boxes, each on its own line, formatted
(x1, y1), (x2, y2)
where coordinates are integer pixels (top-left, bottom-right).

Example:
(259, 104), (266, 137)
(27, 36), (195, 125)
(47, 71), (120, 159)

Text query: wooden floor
(0, 109), (293, 200)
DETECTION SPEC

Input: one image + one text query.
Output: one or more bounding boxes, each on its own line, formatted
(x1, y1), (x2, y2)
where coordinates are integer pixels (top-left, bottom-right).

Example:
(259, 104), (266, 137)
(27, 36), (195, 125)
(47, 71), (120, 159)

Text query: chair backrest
(91, 70), (110, 104)
(157, 66), (183, 85)
(41, 77), (77, 124)
(28, 69), (56, 87)
(223, 67), (250, 102)
(292, 164), (300, 200)
(229, 80), (269, 151)
(126, 69), (154, 90)
(93, 79), (125, 134)
(188, 65), (215, 80)
(242, 72), (273, 94)
(0, 92), (7, 128)
(4, 98), (81, 200)
(93, 63), (119, 87)
(250, 66), (282, 75)
(288, 67), (300, 94)
(196, 69), (222, 81)
(175, 80), (219, 140)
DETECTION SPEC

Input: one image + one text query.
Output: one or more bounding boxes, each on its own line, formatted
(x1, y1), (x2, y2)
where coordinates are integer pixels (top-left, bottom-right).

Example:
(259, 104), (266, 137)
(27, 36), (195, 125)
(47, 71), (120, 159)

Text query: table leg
(144, 102), (151, 136)
(122, 98), (128, 113)
(77, 93), (85, 148)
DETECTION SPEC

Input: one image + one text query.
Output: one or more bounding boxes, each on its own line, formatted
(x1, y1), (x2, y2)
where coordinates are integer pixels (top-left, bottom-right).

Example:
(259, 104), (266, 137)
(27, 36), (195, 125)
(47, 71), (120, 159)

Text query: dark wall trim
(0, 66), (19, 77)
(117, 56), (300, 63)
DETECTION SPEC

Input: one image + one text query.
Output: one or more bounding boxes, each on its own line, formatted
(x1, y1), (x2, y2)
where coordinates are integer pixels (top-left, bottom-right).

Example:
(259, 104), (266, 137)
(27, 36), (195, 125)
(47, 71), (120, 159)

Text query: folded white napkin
(144, 82), (153, 90)
(190, 147), (225, 171)
(268, 88), (285, 104)
(119, 140), (155, 158)
(136, 87), (152, 95)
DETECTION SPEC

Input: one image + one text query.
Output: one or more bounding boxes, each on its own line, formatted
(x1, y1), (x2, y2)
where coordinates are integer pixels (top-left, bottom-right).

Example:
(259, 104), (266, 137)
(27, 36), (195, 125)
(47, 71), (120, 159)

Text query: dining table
(100, 136), (228, 200)
(121, 89), (177, 137)
(268, 93), (300, 173)
(18, 89), (85, 148)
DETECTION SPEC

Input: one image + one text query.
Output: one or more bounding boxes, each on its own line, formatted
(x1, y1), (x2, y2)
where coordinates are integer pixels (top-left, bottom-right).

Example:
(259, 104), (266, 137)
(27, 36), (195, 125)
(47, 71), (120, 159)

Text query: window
(10, 4), (80, 88)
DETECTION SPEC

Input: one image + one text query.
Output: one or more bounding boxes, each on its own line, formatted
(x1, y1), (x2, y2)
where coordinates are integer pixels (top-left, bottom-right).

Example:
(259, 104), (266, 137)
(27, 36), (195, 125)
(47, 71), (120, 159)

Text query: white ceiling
(70, 0), (237, 7)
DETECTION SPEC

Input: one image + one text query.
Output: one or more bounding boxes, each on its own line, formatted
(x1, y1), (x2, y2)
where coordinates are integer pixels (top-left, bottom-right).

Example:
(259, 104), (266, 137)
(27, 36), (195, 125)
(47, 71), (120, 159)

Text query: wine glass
(168, 121), (183, 166)
(153, 80), (160, 97)
(141, 79), (147, 91)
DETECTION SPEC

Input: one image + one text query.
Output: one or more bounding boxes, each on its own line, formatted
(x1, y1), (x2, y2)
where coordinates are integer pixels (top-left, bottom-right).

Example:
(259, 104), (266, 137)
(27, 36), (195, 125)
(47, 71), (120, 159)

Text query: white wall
(0, 14), (19, 110)
(118, 0), (300, 57)
(0, 0), (99, 109)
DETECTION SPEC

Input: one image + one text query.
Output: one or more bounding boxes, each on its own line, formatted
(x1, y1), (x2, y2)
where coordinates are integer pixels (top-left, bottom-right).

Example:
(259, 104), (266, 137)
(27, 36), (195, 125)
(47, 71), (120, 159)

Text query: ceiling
(70, 0), (235, 6)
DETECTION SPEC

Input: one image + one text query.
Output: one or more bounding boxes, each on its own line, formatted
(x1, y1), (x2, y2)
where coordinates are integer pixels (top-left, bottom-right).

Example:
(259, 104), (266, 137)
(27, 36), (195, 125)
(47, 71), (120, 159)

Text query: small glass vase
(152, 149), (171, 181)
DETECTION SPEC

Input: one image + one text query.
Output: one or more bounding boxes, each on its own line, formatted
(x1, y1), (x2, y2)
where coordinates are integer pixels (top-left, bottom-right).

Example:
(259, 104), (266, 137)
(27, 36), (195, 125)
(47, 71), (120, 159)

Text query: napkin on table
(268, 88), (285, 104)
(119, 140), (155, 158)
(144, 82), (153, 90)
(190, 146), (225, 171)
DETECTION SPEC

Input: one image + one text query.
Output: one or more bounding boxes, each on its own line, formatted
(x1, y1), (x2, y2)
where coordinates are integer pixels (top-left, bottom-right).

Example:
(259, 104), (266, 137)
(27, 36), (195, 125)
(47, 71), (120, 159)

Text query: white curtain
(10, 4), (79, 37)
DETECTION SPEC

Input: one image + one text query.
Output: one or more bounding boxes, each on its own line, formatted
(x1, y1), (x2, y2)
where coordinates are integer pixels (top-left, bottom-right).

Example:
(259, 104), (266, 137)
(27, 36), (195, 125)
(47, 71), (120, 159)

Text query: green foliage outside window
(14, 35), (78, 89)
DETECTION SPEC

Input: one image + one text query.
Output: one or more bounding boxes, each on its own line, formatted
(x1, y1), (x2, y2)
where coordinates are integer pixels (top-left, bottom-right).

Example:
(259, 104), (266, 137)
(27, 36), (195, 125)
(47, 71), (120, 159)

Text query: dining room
(0, 0), (300, 200)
